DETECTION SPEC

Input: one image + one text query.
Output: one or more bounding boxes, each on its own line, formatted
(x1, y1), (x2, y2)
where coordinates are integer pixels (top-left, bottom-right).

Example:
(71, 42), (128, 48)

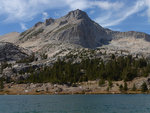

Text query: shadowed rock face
(34, 22), (43, 27)
(0, 42), (30, 61)
(18, 9), (150, 50)
(45, 18), (55, 26)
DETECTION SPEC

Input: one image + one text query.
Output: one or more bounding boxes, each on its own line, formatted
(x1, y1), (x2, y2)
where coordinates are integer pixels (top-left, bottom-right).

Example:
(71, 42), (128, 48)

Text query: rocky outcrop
(44, 18), (55, 26)
(0, 42), (31, 61)
(34, 22), (43, 27)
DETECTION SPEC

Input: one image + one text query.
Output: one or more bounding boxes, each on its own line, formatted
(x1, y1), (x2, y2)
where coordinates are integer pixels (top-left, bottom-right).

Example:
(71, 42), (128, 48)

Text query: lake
(0, 95), (150, 113)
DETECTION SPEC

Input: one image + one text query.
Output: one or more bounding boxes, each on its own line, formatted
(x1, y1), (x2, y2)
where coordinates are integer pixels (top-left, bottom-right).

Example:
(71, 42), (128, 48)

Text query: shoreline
(0, 91), (149, 95)
(0, 86), (150, 95)
(0, 77), (149, 95)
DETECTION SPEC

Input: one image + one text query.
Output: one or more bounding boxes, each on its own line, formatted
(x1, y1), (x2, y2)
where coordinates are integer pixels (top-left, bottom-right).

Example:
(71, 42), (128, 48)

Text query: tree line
(21, 55), (150, 85)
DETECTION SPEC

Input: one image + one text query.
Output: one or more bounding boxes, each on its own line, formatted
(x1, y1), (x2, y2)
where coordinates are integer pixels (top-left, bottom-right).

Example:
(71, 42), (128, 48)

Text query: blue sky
(0, 0), (150, 35)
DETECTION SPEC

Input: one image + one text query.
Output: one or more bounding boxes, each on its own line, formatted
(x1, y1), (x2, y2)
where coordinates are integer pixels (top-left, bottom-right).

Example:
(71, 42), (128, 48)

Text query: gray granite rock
(0, 42), (31, 61)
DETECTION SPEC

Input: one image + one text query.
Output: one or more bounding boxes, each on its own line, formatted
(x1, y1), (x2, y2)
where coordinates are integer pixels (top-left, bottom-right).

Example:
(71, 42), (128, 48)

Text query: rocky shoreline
(0, 76), (150, 95)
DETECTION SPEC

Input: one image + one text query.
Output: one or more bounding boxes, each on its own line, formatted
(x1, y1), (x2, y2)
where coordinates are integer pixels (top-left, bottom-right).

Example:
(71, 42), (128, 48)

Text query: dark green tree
(132, 84), (137, 91)
(108, 80), (113, 88)
(119, 84), (123, 91)
(123, 82), (128, 91)
(99, 79), (105, 86)
(141, 82), (148, 92)
(0, 78), (4, 91)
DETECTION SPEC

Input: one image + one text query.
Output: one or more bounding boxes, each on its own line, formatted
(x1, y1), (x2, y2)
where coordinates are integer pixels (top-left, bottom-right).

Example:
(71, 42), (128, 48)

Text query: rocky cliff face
(106, 30), (150, 40)
(0, 42), (32, 62)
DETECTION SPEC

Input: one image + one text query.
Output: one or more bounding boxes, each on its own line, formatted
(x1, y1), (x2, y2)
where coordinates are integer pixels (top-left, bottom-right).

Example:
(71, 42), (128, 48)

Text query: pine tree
(119, 84), (123, 91)
(141, 82), (148, 92)
(108, 80), (113, 88)
(132, 84), (137, 91)
(124, 82), (128, 91)
(111, 54), (115, 59)
(0, 78), (4, 91)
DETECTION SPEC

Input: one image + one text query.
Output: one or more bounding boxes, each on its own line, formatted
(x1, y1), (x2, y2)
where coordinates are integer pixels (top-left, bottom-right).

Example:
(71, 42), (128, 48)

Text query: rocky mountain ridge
(17, 9), (150, 56)
(1, 9), (150, 60)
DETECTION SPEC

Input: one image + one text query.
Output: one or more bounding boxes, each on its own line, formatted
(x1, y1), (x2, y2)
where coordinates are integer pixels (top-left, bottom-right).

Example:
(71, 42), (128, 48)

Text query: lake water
(0, 95), (150, 113)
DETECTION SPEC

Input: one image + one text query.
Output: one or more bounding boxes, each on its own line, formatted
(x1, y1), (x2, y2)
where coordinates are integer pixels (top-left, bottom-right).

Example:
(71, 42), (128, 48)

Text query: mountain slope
(18, 9), (111, 50)
(0, 32), (19, 43)
(1, 9), (150, 58)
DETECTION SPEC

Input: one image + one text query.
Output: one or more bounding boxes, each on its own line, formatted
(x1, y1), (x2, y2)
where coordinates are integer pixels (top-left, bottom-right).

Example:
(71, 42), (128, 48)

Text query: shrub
(17, 54), (35, 63)
(99, 79), (105, 86)
(107, 87), (109, 91)
(41, 54), (48, 60)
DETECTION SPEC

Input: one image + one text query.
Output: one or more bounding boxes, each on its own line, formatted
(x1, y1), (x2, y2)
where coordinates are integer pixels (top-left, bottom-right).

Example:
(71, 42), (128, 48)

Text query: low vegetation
(0, 62), (12, 73)
(16, 54), (35, 63)
(40, 53), (48, 60)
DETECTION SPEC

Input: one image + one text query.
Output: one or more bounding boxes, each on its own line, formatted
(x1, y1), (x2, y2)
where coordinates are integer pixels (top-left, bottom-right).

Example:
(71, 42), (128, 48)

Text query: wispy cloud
(66, 0), (123, 10)
(95, 0), (145, 27)
(42, 12), (48, 21)
(0, 0), (150, 28)
(20, 23), (27, 30)
(91, 1), (124, 10)
(145, 0), (150, 22)
(0, 0), (124, 23)
(0, 0), (66, 22)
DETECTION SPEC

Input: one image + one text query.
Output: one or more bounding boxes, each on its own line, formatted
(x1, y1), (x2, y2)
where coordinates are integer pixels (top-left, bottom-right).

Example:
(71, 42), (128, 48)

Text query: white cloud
(66, 0), (123, 10)
(20, 23), (27, 30)
(42, 12), (48, 20)
(0, 0), (67, 22)
(91, 1), (124, 10)
(95, 0), (145, 27)
(145, 0), (150, 21)
(0, 0), (124, 23)
(0, 0), (150, 28)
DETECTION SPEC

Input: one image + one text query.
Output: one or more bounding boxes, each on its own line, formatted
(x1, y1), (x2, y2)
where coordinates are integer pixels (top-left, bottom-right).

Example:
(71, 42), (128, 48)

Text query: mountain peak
(65, 9), (90, 20)
(18, 9), (150, 50)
